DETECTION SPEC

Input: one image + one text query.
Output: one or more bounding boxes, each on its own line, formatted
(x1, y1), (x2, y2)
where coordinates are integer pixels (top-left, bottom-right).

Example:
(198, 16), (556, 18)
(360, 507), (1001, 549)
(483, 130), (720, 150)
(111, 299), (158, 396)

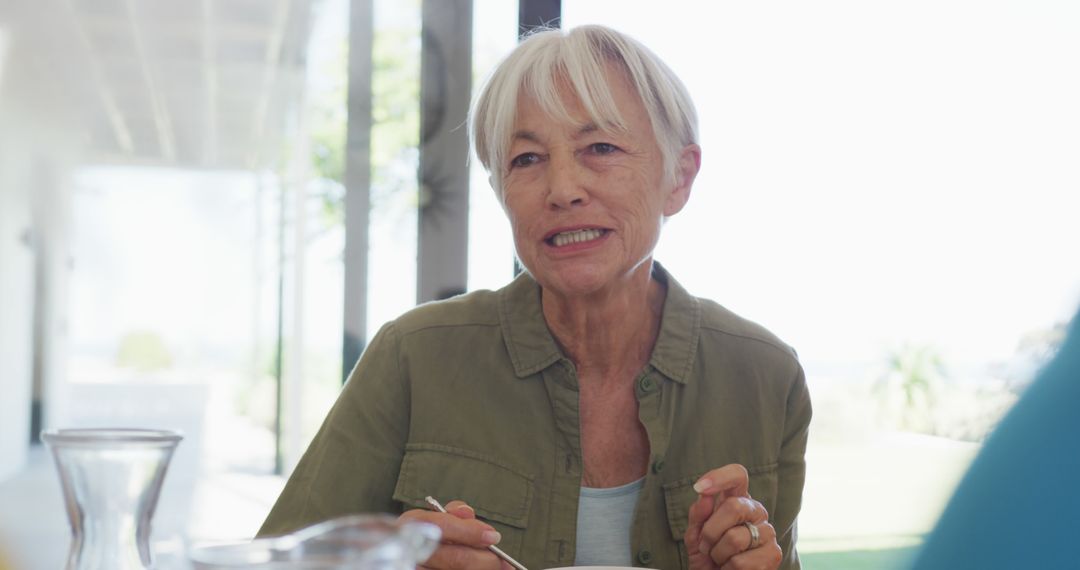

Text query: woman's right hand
(399, 501), (513, 570)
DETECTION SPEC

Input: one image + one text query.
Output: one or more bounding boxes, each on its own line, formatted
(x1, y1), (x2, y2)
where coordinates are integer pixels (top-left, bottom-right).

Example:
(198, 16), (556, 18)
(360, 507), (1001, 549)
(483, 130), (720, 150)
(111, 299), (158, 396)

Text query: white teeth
(552, 228), (604, 247)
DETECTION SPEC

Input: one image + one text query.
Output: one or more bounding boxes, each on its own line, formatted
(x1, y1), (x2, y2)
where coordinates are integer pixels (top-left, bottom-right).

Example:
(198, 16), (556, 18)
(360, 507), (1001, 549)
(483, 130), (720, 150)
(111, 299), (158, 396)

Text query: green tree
(305, 23), (421, 232)
(115, 330), (173, 373)
(875, 343), (948, 433)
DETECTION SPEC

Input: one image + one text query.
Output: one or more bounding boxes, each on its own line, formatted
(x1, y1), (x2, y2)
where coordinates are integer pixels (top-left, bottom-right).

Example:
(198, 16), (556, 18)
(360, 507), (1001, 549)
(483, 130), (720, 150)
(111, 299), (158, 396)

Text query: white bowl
(547, 567), (652, 570)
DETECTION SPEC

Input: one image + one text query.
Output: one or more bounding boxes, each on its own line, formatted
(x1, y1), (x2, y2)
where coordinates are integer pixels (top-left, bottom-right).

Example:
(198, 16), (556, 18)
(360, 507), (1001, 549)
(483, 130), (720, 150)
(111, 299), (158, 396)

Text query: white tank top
(573, 478), (645, 566)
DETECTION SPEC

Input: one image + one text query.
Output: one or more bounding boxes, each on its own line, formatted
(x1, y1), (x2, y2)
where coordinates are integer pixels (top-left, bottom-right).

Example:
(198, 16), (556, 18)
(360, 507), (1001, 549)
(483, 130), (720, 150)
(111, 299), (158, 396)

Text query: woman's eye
(510, 153), (540, 169)
(589, 142), (619, 155)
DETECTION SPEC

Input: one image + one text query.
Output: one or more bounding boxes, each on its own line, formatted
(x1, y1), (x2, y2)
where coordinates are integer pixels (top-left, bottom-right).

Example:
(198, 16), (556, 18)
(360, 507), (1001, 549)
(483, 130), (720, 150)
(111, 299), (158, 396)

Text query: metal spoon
(424, 496), (530, 570)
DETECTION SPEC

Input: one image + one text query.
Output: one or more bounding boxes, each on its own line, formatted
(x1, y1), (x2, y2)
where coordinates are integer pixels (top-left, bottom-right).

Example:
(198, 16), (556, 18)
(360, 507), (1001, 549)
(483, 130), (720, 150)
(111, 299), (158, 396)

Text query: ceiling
(0, 0), (317, 169)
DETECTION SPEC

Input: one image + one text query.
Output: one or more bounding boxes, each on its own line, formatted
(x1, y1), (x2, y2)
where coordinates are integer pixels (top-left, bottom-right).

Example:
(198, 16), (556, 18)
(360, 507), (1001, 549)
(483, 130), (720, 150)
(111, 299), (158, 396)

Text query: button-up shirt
(259, 264), (811, 569)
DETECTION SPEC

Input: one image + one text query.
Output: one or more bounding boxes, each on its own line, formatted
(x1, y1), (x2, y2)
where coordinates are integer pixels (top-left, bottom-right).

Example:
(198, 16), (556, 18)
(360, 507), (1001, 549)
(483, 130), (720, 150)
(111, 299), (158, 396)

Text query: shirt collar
(497, 262), (700, 384)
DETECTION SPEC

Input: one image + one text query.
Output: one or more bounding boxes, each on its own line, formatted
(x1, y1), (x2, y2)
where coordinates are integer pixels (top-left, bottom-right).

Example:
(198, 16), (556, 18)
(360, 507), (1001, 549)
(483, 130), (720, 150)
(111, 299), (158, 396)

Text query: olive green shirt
(260, 265), (811, 570)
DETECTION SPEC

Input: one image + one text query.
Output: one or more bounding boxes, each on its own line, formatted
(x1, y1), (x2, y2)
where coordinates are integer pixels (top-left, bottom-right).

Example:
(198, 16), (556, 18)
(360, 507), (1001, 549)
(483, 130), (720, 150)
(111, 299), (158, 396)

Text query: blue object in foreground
(910, 308), (1080, 569)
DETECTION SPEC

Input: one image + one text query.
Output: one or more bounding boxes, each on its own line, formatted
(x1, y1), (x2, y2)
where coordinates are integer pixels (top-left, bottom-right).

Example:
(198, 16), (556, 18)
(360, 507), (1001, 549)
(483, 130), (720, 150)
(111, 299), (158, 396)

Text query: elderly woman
(260, 25), (811, 570)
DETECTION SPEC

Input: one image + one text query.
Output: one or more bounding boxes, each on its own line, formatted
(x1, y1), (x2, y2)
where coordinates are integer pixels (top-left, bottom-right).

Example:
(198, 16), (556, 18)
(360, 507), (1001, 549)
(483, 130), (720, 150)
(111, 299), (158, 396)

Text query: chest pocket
(662, 463), (780, 568)
(392, 443), (534, 556)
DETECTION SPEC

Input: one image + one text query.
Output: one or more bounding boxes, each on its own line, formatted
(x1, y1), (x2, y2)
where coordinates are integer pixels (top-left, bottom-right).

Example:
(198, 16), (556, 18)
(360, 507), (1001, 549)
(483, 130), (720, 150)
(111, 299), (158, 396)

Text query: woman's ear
(663, 143), (701, 216)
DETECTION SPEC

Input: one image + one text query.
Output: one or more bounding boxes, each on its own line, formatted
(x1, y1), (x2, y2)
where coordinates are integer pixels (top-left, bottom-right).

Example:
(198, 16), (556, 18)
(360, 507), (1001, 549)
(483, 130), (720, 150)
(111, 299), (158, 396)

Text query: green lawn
(802, 544), (920, 570)
(796, 429), (978, 570)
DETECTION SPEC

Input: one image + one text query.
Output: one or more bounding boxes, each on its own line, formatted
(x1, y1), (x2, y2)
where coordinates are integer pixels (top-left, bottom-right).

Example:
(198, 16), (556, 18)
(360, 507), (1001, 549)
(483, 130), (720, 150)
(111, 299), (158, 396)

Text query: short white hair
(470, 25), (699, 194)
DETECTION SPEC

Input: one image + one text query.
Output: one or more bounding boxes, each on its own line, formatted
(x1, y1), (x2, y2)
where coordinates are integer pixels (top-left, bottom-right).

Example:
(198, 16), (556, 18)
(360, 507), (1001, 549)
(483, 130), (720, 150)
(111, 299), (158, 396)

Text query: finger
(700, 497), (769, 549)
(718, 534), (782, 570)
(693, 464), (750, 499)
(399, 509), (501, 547)
(707, 523), (753, 566)
(683, 492), (715, 552)
(444, 500), (477, 519)
(421, 543), (508, 570)
(708, 520), (776, 567)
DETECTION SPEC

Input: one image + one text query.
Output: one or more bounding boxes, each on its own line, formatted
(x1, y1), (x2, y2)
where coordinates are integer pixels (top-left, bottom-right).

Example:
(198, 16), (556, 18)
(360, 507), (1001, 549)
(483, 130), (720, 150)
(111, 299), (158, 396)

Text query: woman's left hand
(683, 464), (782, 570)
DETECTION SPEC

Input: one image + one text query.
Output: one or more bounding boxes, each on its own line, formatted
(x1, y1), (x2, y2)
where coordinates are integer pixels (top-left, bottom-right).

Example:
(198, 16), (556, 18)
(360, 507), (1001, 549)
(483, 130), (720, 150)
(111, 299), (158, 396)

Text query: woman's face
(500, 65), (697, 299)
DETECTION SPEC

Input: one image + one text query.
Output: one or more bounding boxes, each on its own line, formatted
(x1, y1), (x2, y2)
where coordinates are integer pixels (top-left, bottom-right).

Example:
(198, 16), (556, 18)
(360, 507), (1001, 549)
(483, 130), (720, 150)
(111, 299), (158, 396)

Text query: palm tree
(875, 343), (948, 433)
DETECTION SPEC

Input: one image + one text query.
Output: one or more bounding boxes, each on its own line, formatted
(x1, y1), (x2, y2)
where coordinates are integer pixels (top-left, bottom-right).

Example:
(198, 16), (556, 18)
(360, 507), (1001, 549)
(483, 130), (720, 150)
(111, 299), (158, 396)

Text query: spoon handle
(424, 496), (530, 570)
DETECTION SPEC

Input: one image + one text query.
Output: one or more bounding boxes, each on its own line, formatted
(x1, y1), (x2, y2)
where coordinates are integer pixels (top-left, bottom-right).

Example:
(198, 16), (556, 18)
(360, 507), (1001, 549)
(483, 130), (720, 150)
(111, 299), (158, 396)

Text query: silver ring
(743, 521), (760, 550)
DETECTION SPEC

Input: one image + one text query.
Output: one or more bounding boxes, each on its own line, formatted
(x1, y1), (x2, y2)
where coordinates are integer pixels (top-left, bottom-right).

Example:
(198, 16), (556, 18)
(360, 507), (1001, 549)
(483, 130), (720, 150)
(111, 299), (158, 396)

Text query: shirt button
(638, 376), (656, 393)
(637, 549), (654, 565)
(652, 458), (665, 474)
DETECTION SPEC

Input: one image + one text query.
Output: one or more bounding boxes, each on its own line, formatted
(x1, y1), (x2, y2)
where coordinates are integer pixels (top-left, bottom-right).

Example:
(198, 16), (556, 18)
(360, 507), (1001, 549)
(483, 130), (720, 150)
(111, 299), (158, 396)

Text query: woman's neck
(541, 263), (666, 384)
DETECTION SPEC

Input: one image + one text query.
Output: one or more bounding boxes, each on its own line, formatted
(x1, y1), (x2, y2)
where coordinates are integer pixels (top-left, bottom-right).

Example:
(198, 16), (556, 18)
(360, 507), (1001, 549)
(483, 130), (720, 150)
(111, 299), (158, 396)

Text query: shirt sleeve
(775, 362), (812, 569)
(257, 321), (410, 537)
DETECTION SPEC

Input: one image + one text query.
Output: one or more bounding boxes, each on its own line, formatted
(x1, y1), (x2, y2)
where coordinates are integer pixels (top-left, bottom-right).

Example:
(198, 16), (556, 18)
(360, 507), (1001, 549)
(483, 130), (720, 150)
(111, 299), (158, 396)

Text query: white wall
(0, 29), (76, 481)
(0, 124), (35, 482)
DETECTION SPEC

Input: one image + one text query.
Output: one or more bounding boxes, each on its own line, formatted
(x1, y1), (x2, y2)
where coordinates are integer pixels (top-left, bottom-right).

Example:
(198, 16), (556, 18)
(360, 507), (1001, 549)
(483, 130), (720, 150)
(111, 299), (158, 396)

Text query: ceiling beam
(59, 0), (134, 154)
(247, 0), (291, 169)
(124, 0), (178, 161)
(202, 0), (219, 166)
(81, 14), (280, 44)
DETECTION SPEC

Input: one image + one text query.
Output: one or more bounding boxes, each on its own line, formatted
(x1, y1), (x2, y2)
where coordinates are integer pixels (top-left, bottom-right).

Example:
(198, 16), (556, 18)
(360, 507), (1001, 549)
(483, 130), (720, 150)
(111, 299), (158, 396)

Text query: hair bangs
(521, 37), (629, 139)
(470, 25), (699, 195)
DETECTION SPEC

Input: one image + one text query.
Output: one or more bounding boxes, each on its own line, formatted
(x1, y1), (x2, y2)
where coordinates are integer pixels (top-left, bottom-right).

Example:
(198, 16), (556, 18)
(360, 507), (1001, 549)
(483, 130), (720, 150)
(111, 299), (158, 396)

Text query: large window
(559, 1), (1080, 566)
(467, 0), (519, 291)
(65, 168), (279, 544)
(13, 1), (1077, 567)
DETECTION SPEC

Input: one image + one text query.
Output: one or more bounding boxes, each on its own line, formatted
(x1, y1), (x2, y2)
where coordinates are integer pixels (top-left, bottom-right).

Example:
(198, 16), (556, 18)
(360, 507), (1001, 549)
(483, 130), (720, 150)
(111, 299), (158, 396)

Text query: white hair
(469, 25), (699, 195)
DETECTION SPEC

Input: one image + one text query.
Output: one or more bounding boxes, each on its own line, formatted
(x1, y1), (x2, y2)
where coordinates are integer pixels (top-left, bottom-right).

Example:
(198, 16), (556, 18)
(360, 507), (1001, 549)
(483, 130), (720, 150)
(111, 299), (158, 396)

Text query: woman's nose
(545, 155), (589, 209)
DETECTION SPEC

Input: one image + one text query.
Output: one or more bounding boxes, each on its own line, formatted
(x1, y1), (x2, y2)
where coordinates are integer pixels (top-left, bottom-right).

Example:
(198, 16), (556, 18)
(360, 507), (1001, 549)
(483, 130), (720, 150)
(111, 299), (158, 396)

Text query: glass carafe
(42, 428), (183, 570)
(188, 515), (441, 569)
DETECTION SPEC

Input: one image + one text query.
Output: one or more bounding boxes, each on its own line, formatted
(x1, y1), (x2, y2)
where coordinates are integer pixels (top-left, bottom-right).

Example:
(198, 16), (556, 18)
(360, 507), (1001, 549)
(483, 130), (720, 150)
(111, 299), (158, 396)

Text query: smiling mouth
(546, 228), (609, 247)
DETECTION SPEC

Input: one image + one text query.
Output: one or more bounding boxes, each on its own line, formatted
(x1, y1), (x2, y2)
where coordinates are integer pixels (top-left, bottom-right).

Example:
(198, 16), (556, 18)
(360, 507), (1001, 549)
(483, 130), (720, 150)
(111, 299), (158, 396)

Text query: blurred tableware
(547, 567), (652, 569)
(42, 428), (183, 570)
(188, 514), (440, 569)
